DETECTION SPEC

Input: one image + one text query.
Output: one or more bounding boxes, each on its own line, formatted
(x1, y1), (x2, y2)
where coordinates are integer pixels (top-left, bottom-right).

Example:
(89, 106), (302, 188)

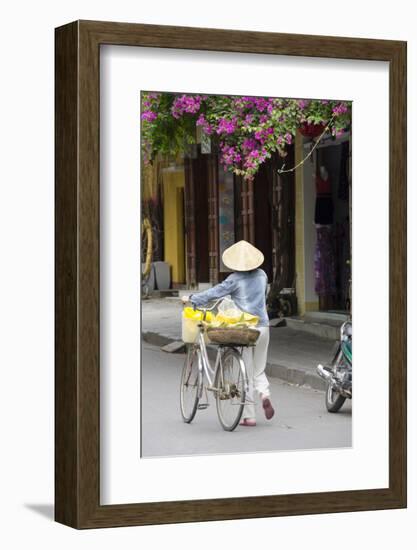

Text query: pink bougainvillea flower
(267, 101), (275, 114)
(196, 113), (213, 135)
(332, 103), (348, 116)
(216, 117), (237, 135)
(297, 99), (310, 109)
(254, 97), (268, 112)
(242, 138), (257, 150)
(285, 132), (293, 144)
(171, 94), (202, 118)
(141, 111), (157, 121)
(142, 91), (351, 182)
(244, 158), (256, 169)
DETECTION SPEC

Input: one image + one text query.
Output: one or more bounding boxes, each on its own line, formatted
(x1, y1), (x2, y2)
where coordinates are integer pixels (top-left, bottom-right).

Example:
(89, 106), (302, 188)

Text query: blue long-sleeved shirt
(190, 269), (269, 326)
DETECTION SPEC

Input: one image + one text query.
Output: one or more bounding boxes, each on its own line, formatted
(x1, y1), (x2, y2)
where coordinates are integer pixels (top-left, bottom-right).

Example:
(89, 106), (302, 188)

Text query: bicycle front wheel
(180, 346), (202, 423)
(215, 348), (247, 431)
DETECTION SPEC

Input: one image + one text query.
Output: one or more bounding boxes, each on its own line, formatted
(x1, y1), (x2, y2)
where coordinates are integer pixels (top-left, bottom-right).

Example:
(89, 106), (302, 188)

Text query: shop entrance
(233, 150), (295, 287)
(184, 147), (296, 292)
(315, 139), (351, 312)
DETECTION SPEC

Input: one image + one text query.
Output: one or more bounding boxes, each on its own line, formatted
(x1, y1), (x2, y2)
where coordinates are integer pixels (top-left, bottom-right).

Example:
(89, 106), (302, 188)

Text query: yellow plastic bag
(215, 312), (241, 324)
(214, 298), (259, 327)
(241, 312), (260, 325)
(182, 307), (213, 343)
(183, 307), (213, 322)
(215, 297), (242, 324)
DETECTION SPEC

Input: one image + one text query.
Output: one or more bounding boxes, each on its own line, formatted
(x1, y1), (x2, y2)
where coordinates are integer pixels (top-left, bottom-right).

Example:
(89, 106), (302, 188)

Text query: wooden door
(236, 175), (255, 244)
(184, 156), (197, 288)
(184, 148), (213, 287)
(272, 147), (295, 289)
(233, 151), (295, 287)
(253, 160), (273, 281)
(207, 153), (219, 285)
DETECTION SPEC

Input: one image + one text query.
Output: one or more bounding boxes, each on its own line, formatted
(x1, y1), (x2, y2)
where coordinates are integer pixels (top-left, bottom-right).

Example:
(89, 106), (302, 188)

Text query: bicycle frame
(193, 322), (250, 401)
(180, 299), (255, 431)
(196, 329), (216, 387)
(183, 298), (252, 400)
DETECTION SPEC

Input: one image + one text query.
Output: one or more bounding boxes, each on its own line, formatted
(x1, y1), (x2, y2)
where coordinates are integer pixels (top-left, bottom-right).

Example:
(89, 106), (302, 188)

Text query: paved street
(141, 341), (352, 458)
(142, 298), (338, 390)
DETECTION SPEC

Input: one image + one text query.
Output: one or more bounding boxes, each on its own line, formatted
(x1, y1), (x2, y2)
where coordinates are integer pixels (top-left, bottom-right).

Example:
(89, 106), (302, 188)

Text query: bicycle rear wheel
(180, 346), (202, 423)
(215, 349), (247, 431)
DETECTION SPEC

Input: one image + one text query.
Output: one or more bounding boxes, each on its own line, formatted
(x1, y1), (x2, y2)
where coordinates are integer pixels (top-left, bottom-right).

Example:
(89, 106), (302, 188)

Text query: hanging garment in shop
(314, 174), (334, 225)
(314, 225), (337, 296)
(338, 141), (350, 201)
(335, 219), (351, 307)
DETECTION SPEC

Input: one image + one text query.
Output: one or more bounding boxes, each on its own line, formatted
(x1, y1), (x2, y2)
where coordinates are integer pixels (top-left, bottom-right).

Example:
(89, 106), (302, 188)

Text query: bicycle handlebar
(181, 297), (223, 312)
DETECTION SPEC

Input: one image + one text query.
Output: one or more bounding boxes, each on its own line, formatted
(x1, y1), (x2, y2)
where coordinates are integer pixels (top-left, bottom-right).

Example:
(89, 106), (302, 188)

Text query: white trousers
(242, 326), (270, 419)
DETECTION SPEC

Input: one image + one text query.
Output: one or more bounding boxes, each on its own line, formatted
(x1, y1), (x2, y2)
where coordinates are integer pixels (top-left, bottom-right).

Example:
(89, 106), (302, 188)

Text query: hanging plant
(141, 93), (351, 182)
(299, 121), (326, 138)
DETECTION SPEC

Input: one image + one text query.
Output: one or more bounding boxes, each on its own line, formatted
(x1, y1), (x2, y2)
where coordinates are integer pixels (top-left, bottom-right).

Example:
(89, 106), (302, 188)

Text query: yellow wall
(162, 169), (185, 284)
(295, 132), (319, 315)
(295, 132), (306, 315)
(142, 162), (158, 201)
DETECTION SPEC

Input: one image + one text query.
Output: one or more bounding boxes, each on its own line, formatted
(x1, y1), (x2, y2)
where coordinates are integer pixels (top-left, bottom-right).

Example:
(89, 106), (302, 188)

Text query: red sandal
(239, 418), (257, 427)
(262, 397), (275, 420)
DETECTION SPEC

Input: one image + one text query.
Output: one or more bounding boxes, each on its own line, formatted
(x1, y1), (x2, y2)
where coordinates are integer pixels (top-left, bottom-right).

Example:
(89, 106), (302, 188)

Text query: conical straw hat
(222, 240), (264, 272)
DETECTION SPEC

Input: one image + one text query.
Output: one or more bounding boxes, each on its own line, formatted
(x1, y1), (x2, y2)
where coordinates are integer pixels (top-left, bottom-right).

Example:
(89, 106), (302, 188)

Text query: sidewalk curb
(265, 362), (326, 391)
(142, 331), (326, 392)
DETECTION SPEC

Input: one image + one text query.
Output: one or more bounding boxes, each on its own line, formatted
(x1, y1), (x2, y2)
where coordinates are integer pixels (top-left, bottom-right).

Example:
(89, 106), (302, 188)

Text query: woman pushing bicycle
(182, 240), (275, 426)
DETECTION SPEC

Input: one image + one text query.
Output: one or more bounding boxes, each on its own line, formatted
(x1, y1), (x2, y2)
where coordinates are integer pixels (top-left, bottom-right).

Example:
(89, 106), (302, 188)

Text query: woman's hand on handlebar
(181, 296), (222, 311)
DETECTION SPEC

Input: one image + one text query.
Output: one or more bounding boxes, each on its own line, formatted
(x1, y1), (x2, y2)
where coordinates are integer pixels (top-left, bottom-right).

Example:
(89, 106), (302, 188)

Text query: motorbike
(316, 319), (352, 412)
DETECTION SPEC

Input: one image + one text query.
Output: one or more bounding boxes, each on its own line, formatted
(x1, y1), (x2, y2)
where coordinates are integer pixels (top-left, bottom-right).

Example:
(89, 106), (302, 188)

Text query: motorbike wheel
(325, 383), (346, 413)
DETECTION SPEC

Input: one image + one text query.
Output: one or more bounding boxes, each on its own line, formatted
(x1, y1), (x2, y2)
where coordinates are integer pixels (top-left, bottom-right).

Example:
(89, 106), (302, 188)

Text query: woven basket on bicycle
(206, 327), (260, 346)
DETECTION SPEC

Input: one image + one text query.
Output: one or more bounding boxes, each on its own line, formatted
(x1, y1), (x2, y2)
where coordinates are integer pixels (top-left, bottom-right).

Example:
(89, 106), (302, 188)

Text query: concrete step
(304, 311), (349, 322)
(284, 315), (347, 340)
(148, 289), (179, 298)
(142, 330), (326, 391)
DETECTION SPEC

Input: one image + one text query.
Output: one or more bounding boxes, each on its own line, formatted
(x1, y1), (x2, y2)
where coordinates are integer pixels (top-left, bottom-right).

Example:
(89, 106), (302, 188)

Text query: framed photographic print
(55, 20), (407, 528)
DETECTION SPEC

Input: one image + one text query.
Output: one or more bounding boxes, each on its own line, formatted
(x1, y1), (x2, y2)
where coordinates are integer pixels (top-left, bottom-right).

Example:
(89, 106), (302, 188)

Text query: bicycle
(180, 299), (254, 431)
(141, 217), (153, 298)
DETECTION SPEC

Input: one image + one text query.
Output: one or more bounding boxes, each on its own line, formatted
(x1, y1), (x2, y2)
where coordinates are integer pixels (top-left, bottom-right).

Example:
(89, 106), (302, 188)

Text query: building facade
(144, 130), (351, 316)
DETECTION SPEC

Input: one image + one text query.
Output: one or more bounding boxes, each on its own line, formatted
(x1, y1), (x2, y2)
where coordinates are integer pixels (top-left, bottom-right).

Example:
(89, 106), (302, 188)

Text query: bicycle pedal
(198, 403), (210, 410)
